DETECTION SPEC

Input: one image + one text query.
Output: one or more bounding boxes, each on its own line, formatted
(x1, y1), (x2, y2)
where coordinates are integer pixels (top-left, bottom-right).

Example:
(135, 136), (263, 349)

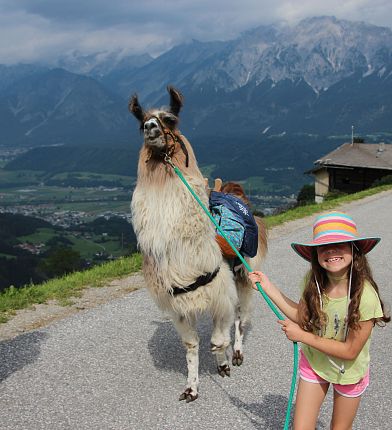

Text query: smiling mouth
(326, 257), (343, 263)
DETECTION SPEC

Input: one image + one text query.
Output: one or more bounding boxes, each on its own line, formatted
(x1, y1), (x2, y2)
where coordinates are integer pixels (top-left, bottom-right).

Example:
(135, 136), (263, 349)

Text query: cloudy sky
(1, 0), (392, 64)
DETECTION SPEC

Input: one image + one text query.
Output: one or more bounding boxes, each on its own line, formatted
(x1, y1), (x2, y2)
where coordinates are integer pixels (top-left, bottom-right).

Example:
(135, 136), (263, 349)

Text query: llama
(129, 86), (267, 402)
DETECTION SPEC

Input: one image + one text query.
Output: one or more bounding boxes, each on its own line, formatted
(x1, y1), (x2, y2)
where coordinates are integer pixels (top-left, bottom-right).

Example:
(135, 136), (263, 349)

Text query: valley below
(0, 146), (302, 292)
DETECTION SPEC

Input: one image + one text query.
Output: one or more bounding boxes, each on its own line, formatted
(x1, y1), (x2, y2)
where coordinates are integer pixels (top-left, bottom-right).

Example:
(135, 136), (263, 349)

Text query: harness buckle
(164, 153), (176, 169)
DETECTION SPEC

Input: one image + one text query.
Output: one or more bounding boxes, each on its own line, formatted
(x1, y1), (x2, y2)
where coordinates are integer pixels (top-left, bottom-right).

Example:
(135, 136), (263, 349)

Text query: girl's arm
(278, 319), (374, 360)
(249, 271), (299, 322)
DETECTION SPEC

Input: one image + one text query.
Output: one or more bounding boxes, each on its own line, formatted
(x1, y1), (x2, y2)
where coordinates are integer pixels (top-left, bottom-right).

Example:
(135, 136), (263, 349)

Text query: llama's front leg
(172, 314), (199, 402)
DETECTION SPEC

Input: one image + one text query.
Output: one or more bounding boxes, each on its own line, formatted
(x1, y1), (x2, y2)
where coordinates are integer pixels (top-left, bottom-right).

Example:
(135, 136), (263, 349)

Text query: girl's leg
(293, 378), (329, 430)
(330, 391), (362, 430)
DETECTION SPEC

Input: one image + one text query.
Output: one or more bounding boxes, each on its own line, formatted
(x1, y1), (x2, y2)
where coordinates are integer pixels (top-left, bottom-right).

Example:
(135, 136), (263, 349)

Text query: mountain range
(2, 16), (392, 189)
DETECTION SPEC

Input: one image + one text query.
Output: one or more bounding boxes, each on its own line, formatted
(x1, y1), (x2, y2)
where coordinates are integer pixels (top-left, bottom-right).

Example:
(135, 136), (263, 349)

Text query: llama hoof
(179, 388), (198, 403)
(217, 364), (231, 377)
(232, 350), (243, 366)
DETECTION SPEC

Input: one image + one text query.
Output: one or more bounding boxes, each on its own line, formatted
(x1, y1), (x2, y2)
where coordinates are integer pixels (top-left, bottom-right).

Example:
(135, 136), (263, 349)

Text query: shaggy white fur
(129, 87), (266, 402)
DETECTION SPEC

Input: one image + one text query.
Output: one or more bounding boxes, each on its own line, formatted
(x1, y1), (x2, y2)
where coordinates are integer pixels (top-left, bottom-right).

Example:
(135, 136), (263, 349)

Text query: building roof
(311, 142), (392, 173)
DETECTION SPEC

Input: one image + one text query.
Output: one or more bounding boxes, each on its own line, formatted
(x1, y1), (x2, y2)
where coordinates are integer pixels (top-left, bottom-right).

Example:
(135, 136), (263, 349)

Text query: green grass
(0, 169), (44, 185)
(19, 229), (101, 258)
(50, 171), (134, 183)
(0, 169), (135, 187)
(68, 235), (106, 258)
(19, 228), (57, 244)
(53, 201), (129, 214)
(18, 229), (128, 259)
(0, 253), (142, 323)
(0, 184), (130, 207)
(264, 184), (392, 228)
(238, 176), (276, 193)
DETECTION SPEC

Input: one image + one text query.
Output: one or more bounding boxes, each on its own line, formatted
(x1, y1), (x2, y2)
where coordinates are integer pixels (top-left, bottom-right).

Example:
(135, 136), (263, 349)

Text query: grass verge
(264, 184), (392, 228)
(0, 254), (142, 323)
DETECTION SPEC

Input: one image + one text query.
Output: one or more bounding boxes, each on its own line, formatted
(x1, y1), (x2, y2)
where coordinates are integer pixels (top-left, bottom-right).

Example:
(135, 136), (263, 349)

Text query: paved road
(1, 190), (391, 430)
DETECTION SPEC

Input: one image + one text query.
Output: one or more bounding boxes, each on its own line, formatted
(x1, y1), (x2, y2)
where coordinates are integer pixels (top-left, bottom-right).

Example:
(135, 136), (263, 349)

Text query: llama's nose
(144, 120), (161, 140)
(144, 121), (157, 132)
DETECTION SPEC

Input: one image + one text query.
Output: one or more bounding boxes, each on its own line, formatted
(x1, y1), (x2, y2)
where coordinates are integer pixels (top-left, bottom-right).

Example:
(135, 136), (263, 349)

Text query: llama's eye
(162, 115), (177, 127)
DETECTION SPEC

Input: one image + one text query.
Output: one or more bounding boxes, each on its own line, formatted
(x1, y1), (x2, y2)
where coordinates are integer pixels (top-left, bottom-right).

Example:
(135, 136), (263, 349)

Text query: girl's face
(316, 242), (352, 276)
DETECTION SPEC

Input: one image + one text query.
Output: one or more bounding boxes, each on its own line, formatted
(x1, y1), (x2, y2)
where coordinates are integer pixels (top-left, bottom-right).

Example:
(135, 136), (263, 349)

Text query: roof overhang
(307, 163), (392, 175)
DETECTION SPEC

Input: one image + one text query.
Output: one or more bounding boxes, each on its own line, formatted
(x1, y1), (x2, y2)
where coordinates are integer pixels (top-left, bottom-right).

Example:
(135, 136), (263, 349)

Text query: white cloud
(0, 0), (391, 64)
(0, 10), (74, 63)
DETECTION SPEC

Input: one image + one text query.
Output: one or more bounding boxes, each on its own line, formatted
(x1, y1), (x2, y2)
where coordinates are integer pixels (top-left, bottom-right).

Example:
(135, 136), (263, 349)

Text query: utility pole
(351, 125), (354, 146)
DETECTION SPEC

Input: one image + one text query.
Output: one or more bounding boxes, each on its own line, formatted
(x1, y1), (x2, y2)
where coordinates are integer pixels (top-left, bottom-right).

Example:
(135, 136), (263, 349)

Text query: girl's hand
(277, 319), (305, 342)
(248, 271), (272, 293)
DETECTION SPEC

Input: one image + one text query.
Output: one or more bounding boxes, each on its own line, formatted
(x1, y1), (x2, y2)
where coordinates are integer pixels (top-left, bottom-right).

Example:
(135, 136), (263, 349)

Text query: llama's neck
(131, 141), (221, 286)
(138, 134), (203, 179)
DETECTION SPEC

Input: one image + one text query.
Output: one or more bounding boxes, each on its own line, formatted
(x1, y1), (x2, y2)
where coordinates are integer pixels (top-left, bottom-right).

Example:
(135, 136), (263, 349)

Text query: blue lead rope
(166, 156), (298, 430)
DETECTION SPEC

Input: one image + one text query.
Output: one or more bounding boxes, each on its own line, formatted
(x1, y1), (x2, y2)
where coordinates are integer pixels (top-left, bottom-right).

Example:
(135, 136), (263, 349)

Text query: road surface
(1, 190), (391, 429)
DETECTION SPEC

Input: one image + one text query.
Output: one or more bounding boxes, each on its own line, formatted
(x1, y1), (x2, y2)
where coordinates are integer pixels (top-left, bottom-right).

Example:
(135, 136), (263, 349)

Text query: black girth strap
(172, 267), (220, 296)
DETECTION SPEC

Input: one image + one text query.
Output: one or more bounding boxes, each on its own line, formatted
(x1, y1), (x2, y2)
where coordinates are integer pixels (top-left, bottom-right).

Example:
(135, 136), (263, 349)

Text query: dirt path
(0, 273), (145, 341)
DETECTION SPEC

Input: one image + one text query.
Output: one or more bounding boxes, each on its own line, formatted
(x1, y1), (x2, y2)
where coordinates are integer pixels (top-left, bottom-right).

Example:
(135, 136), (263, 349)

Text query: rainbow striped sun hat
(291, 212), (380, 261)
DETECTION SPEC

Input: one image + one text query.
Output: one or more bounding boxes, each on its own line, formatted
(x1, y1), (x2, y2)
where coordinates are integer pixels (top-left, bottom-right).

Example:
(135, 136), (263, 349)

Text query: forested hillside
(0, 213), (137, 291)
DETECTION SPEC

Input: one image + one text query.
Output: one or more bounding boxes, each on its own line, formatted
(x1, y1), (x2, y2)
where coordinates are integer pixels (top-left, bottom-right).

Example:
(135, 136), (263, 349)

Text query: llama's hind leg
(232, 307), (245, 366)
(211, 305), (234, 377)
(233, 274), (254, 366)
(172, 314), (200, 402)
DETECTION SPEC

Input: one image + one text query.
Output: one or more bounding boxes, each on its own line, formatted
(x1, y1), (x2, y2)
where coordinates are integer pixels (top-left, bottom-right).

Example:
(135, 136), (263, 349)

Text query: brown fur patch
(137, 134), (203, 186)
(255, 216), (268, 259)
(221, 182), (250, 205)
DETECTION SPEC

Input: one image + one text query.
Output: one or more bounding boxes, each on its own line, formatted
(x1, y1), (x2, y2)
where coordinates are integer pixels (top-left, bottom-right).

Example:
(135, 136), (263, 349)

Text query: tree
(39, 248), (84, 278)
(296, 184), (315, 205)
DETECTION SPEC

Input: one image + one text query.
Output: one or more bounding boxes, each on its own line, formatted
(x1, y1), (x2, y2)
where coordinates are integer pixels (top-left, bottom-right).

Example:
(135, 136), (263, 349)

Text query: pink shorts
(299, 351), (369, 398)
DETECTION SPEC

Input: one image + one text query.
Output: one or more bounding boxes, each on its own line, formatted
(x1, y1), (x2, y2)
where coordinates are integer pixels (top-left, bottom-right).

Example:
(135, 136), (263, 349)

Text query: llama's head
(128, 86), (183, 154)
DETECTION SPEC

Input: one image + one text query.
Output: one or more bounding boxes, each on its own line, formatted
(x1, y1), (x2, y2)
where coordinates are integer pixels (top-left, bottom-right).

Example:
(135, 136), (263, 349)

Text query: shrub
(296, 184), (315, 205)
(324, 189), (348, 201)
(372, 174), (392, 187)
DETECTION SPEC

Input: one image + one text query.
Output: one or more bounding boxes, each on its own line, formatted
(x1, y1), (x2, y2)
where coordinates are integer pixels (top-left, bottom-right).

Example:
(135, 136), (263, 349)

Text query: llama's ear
(214, 178), (223, 192)
(167, 86), (183, 117)
(128, 94), (145, 123)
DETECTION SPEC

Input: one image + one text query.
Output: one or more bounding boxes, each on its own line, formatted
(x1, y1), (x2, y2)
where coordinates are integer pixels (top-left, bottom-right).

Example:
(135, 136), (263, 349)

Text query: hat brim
(291, 237), (381, 262)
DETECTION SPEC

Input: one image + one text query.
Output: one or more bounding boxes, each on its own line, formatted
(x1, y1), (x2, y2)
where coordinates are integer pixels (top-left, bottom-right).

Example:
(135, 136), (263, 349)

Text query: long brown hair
(220, 182), (250, 205)
(298, 246), (390, 333)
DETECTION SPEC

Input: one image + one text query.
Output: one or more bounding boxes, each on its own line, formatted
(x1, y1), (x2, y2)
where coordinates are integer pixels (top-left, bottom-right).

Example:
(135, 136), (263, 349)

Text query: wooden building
(309, 142), (392, 202)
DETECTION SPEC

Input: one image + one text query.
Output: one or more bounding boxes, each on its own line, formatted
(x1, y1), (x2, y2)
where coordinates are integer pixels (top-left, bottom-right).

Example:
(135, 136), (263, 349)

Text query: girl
(249, 212), (390, 430)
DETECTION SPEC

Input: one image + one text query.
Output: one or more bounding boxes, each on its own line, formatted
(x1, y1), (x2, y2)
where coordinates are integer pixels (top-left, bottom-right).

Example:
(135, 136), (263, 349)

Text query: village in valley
(0, 160), (139, 290)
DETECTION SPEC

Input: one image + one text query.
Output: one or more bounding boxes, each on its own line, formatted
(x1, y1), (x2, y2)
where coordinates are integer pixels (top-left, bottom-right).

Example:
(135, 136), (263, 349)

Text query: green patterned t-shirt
(301, 280), (383, 384)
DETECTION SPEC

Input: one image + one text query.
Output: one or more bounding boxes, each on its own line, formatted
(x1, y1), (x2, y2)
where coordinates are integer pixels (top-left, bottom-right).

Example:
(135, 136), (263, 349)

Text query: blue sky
(1, 0), (391, 64)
